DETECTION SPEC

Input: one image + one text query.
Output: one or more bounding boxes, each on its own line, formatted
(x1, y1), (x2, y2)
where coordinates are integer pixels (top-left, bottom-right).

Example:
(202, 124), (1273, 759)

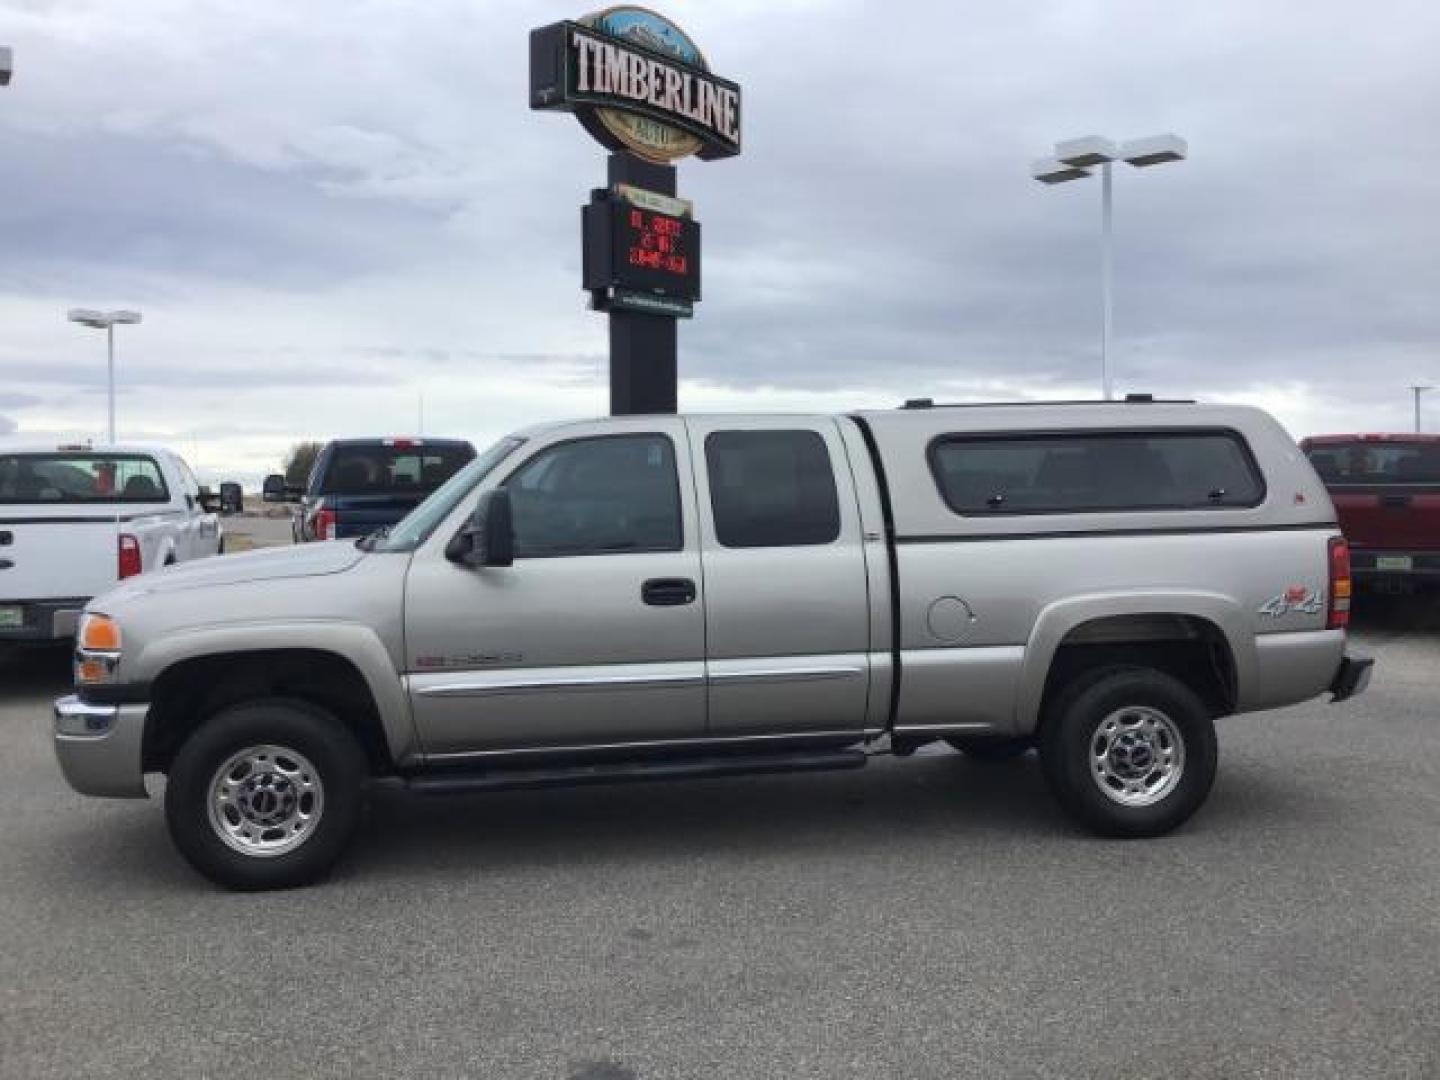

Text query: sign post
(530, 8), (741, 415)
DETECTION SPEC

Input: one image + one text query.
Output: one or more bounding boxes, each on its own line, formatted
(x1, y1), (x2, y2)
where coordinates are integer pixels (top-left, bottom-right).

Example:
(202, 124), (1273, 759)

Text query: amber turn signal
(78, 614), (122, 653)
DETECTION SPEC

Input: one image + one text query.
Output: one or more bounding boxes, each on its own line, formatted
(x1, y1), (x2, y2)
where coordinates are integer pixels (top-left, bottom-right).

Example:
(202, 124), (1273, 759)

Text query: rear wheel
(945, 736), (1032, 761)
(1039, 667), (1216, 837)
(164, 699), (367, 890)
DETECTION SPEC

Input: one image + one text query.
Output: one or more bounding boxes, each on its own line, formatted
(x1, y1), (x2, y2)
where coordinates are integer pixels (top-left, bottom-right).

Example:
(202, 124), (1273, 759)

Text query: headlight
(75, 613), (122, 685)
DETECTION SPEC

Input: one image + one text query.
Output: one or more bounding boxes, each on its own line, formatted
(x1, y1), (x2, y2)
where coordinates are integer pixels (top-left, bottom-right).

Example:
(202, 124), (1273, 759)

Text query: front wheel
(164, 700), (367, 890)
(1039, 668), (1216, 838)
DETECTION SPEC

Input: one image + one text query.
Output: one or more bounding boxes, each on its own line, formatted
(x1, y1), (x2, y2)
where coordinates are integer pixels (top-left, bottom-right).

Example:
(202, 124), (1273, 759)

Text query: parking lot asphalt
(2, 594), (1438, 1080)
(220, 510), (295, 551)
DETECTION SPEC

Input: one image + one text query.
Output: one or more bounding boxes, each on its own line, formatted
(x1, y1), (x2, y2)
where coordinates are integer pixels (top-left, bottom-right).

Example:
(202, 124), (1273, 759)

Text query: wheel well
(143, 649), (393, 776)
(1040, 614), (1237, 723)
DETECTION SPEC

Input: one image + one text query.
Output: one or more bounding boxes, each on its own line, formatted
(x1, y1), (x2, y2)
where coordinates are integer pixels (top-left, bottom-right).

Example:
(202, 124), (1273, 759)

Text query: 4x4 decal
(1258, 585), (1323, 619)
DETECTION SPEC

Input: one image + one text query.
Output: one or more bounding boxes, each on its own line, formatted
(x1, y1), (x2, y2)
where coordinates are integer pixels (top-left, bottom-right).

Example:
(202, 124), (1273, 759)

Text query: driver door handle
(641, 577), (697, 607)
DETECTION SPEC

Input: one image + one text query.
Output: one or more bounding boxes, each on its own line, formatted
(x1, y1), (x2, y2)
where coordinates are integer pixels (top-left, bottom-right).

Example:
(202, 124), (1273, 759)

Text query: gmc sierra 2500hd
(55, 401), (1371, 889)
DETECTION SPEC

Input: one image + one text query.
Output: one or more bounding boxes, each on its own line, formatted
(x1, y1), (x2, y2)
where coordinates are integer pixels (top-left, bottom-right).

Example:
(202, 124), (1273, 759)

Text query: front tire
(164, 700), (367, 890)
(1039, 667), (1216, 838)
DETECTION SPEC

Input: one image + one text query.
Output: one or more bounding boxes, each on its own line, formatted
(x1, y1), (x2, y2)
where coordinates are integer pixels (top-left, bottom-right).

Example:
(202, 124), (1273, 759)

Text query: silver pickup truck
(54, 401), (1372, 889)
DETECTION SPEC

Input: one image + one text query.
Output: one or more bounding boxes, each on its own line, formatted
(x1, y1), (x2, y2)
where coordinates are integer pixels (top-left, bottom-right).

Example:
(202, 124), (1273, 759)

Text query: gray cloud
(1, 0), (1438, 467)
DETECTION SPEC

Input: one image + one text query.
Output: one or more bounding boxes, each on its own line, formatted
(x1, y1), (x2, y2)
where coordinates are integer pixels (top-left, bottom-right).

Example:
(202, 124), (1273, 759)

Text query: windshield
(365, 436), (524, 552)
(1306, 441), (1440, 484)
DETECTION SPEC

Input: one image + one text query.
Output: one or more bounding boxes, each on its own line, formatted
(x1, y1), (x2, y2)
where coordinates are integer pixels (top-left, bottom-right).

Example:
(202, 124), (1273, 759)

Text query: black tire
(164, 699), (368, 890)
(1039, 667), (1217, 838)
(945, 736), (1032, 761)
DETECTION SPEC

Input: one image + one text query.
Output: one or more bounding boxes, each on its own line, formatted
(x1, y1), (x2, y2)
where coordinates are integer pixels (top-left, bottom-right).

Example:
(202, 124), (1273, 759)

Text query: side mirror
(197, 486), (221, 513)
(219, 482), (243, 514)
(261, 473), (286, 503)
(446, 488), (514, 568)
(284, 484), (305, 503)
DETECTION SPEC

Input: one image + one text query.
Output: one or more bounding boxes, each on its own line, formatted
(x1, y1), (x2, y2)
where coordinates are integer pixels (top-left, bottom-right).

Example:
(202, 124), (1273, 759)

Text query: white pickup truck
(0, 444), (223, 642)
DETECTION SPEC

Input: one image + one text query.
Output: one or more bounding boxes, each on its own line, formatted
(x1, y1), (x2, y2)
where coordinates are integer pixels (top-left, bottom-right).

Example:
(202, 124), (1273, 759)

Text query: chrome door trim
(423, 727), (873, 762)
(706, 665), (863, 685)
(892, 723), (999, 735)
(411, 663), (706, 699)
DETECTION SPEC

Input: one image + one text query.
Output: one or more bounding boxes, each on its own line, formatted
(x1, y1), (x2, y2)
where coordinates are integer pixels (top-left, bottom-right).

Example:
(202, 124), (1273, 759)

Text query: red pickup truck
(1301, 434), (1440, 588)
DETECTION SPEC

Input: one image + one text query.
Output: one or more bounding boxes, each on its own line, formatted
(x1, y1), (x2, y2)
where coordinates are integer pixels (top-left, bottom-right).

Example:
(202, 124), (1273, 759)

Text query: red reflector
(118, 534), (142, 579)
(1327, 536), (1352, 630)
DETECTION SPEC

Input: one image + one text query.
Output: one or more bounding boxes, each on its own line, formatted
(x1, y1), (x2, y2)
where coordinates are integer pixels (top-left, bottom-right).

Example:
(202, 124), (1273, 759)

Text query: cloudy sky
(1, 0), (1438, 483)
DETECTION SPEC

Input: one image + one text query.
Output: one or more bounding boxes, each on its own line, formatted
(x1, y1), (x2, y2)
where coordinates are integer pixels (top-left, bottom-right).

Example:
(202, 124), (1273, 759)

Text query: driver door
(403, 420), (707, 758)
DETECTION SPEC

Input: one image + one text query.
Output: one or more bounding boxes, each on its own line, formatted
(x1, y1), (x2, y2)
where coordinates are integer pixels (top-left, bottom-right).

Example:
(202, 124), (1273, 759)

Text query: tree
(283, 441), (323, 487)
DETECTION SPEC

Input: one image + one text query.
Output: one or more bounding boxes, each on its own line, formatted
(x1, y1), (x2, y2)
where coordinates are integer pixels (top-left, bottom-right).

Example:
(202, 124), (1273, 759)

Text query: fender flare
(1014, 590), (1256, 732)
(133, 621), (419, 766)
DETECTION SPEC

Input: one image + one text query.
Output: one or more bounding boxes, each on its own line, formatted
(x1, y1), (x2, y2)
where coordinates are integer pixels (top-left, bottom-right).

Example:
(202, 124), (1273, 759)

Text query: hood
(94, 541), (366, 608)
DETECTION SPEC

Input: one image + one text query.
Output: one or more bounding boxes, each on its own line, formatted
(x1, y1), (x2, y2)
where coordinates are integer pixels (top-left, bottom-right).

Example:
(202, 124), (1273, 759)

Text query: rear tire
(164, 699), (367, 890)
(1039, 667), (1216, 838)
(945, 736), (1032, 761)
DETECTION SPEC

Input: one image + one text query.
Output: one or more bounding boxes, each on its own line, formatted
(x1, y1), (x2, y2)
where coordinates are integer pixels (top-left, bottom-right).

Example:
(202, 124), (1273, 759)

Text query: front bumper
(1329, 654), (1374, 703)
(53, 695), (149, 798)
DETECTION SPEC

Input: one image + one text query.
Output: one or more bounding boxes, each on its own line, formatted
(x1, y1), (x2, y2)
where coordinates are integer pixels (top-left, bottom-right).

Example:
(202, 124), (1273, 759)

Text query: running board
(404, 748), (868, 796)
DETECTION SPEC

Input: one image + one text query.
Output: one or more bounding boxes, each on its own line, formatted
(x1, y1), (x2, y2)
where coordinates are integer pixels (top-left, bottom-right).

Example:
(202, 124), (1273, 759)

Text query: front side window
(929, 430), (1265, 515)
(705, 430), (841, 548)
(505, 434), (682, 557)
(0, 453), (170, 504)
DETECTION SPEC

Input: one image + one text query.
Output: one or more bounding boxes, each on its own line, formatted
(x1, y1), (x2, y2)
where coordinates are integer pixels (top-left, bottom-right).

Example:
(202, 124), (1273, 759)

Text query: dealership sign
(530, 8), (742, 163)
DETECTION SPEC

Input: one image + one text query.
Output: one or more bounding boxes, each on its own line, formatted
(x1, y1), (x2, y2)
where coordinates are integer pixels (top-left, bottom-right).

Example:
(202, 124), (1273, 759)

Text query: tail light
(117, 534), (142, 579)
(1327, 536), (1352, 629)
(308, 502), (337, 541)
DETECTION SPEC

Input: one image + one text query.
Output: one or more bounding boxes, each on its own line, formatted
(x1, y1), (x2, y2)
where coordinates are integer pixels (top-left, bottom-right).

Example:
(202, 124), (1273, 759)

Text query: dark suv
(295, 437), (476, 543)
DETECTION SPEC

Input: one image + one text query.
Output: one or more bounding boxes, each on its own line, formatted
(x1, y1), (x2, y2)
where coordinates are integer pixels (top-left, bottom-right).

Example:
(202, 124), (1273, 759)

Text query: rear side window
(705, 430), (841, 547)
(929, 430), (1265, 515)
(1305, 442), (1440, 484)
(318, 444), (474, 496)
(0, 453), (169, 504)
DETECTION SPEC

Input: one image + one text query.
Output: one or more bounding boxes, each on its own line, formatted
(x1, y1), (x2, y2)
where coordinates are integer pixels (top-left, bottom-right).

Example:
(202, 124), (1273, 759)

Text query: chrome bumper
(53, 695), (149, 798)
(1329, 654), (1374, 703)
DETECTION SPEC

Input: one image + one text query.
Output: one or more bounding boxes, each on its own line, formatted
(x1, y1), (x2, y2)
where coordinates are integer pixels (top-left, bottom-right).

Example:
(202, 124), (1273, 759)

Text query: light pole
(1, 46), (13, 86)
(1032, 134), (1188, 400)
(68, 309), (143, 444)
(1410, 385), (1433, 433)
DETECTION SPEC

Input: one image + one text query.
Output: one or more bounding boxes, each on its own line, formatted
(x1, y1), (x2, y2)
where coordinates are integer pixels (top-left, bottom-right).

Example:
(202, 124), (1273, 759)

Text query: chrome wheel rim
(1090, 706), (1185, 807)
(206, 744), (324, 858)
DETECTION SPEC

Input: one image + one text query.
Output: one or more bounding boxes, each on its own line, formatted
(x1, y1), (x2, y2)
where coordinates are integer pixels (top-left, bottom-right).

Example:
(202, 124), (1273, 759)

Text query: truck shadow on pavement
(0, 643), (72, 695)
(40, 747), (1332, 893)
(1349, 587), (1440, 638)
(337, 750), (1327, 885)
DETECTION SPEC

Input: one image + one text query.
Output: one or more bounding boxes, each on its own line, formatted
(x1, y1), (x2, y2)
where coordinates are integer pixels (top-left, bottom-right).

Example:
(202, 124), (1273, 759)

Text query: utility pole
(1410, 385), (1433, 433)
